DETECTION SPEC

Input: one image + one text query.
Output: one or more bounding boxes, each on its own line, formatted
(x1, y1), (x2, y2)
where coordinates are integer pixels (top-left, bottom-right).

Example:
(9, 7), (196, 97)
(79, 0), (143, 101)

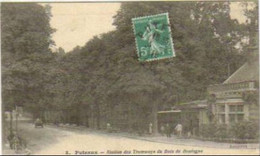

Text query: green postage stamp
(132, 13), (175, 62)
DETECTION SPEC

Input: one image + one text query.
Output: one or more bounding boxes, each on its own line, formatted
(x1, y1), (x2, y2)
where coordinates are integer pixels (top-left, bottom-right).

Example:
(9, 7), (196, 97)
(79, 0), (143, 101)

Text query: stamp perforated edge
(132, 12), (176, 62)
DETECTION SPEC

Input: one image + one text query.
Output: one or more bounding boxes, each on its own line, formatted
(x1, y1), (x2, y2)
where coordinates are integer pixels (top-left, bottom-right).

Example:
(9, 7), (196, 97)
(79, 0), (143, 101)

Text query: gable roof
(223, 61), (259, 84)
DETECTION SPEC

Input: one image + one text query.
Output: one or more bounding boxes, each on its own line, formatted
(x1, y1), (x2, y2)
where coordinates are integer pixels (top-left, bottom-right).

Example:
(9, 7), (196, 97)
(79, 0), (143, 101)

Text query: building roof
(223, 61), (259, 84)
(172, 100), (208, 110)
(175, 99), (207, 105)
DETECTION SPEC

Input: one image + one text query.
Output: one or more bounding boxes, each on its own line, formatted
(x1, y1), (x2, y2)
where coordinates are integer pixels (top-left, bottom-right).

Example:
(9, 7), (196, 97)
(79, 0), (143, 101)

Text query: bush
(230, 121), (259, 140)
(199, 123), (217, 138)
(214, 124), (230, 139)
(200, 124), (230, 139)
(199, 121), (259, 141)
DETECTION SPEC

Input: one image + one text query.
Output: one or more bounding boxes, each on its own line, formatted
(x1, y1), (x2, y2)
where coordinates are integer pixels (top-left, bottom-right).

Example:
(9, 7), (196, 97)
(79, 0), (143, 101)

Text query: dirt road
(4, 122), (259, 155)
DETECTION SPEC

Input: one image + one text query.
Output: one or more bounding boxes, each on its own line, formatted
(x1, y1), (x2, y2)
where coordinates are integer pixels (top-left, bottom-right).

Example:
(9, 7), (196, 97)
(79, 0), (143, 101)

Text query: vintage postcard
(1, 0), (259, 155)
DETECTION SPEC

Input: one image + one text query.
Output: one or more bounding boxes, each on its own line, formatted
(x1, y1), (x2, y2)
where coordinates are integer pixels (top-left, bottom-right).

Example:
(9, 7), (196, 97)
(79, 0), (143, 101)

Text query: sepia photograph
(1, 0), (259, 155)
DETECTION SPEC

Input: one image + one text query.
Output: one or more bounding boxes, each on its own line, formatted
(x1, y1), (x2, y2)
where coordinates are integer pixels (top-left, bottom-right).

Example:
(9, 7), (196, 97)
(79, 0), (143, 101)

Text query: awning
(216, 99), (244, 104)
(157, 110), (181, 114)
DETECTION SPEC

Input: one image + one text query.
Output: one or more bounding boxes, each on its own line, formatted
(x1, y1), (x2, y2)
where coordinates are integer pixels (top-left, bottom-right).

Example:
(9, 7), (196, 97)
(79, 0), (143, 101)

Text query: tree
(112, 1), (244, 101)
(64, 2), (249, 133)
(240, 1), (258, 62)
(1, 3), (55, 57)
(1, 3), (55, 115)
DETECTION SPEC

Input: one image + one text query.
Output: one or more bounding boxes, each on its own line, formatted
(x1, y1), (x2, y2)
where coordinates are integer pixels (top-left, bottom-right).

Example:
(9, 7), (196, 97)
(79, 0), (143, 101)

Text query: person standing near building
(149, 122), (153, 134)
(160, 124), (165, 136)
(107, 122), (112, 133)
(175, 123), (183, 137)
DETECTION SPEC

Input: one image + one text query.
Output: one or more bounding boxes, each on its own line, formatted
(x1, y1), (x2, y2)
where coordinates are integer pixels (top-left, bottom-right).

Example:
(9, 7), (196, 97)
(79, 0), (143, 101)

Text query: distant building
(208, 61), (259, 124)
(158, 61), (259, 134)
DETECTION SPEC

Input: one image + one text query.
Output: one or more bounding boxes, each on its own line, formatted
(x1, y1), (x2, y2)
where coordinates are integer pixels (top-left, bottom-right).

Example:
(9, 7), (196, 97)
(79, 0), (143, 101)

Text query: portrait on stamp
(132, 13), (175, 62)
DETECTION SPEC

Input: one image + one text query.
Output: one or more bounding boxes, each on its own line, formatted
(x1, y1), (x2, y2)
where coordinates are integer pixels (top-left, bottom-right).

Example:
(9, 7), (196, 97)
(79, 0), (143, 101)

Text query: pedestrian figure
(149, 122), (153, 134)
(165, 123), (171, 138)
(175, 123), (183, 137)
(7, 132), (15, 149)
(160, 125), (165, 136)
(25, 148), (31, 155)
(187, 131), (191, 138)
(107, 123), (112, 133)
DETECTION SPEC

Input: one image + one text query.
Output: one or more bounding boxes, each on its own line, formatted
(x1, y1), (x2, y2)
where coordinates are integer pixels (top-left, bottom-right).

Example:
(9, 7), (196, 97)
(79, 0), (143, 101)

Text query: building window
(219, 114), (225, 124)
(229, 114), (236, 123)
(229, 105), (236, 112)
(237, 105), (243, 112)
(218, 105), (225, 113)
(229, 105), (244, 112)
(228, 105), (244, 123)
(237, 114), (244, 121)
(216, 105), (226, 123)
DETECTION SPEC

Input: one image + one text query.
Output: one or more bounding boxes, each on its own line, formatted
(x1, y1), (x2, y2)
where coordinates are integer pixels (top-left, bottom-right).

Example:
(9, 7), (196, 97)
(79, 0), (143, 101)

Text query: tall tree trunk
(10, 111), (13, 134)
(96, 103), (100, 129)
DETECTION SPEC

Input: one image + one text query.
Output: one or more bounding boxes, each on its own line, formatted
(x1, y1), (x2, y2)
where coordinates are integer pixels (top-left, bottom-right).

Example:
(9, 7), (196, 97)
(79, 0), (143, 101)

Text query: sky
(47, 2), (247, 52)
(49, 3), (121, 52)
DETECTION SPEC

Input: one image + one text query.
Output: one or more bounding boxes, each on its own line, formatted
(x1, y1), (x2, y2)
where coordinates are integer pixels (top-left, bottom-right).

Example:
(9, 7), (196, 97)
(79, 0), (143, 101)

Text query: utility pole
(152, 102), (158, 135)
(227, 63), (230, 78)
(10, 110), (13, 135)
(15, 105), (18, 134)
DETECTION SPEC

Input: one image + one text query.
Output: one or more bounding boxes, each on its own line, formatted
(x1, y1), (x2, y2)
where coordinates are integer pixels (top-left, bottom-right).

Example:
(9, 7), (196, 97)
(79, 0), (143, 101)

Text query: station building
(158, 60), (259, 134)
